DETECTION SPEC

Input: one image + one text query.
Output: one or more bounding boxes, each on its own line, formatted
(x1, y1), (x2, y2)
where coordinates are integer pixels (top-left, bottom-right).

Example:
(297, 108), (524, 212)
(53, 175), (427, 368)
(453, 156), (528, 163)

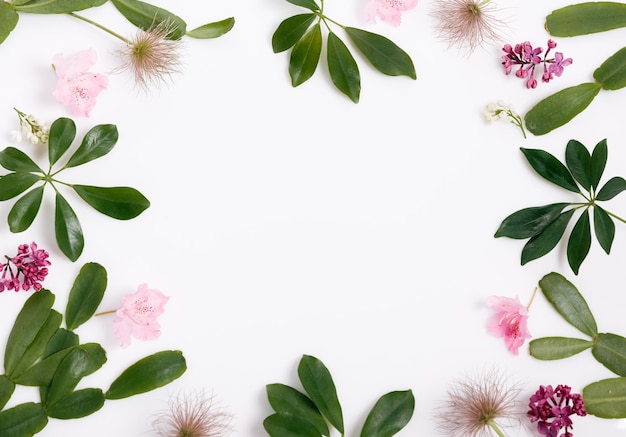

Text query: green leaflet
(521, 209), (574, 265)
(594, 46), (626, 90)
(592, 333), (626, 376)
(327, 32), (360, 103)
(0, 173), (41, 201)
(521, 147), (581, 193)
(0, 146), (43, 173)
(360, 390), (415, 437)
(546, 2), (626, 36)
(64, 123), (118, 169)
(289, 24), (322, 87)
(584, 377), (626, 418)
(8, 186), (44, 233)
(594, 205), (615, 253)
(65, 263), (107, 331)
(12, 0), (106, 14)
(266, 383), (329, 436)
(48, 117), (76, 167)
(54, 192), (84, 262)
(110, 0), (186, 39)
(0, 403), (47, 437)
(0, 2), (18, 44)
(286, 0), (320, 11)
(263, 413), (322, 437)
(494, 203), (569, 239)
(45, 388), (105, 419)
(597, 176), (626, 200)
(567, 209), (591, 274)
(72, 185), (150, 220)
(272, 13), (316, 53)
(0, 376), (15, 410)
(187, 17), (234, 39)
(11, 310), (62, 379)
(529, 337), (593, 360)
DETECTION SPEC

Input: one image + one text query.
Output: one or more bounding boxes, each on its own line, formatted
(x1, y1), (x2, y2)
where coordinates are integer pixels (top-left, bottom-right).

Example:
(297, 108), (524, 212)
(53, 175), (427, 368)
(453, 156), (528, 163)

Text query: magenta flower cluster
(502, 39), (572, 89)
(0, 242), (51, 292)
(527, 384), (586, 437)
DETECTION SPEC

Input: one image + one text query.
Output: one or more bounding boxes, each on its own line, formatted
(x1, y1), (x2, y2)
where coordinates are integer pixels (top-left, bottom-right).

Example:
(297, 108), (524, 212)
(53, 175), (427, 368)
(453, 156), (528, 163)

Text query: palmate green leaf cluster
(524, 2), (626, 135)
(0, 0), (234, 45)
(0, 263), (186, 437)
(264, 354), (414, 437)
(273, 0), (416, 103)
(528, 273), (626, 419)
(495, 139), (626, 274)
(0, 117), (150, 262)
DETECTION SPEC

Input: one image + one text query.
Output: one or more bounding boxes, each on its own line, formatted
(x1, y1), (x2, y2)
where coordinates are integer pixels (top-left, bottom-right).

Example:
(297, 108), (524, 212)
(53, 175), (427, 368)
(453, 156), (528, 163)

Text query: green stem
(94, 309), (116, 317)
(68, 12), (131, 44)
(489, 421), (506, 437)
(605, 209), (626, 225)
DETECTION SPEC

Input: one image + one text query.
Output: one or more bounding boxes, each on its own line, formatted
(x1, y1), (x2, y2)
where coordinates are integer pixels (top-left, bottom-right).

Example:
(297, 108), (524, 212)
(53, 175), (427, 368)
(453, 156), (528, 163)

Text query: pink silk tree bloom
(487, 295), (531, 355)
(366, 0), (418, 26)
(52, 48), (108, 117)
(114, 284), (169, 348)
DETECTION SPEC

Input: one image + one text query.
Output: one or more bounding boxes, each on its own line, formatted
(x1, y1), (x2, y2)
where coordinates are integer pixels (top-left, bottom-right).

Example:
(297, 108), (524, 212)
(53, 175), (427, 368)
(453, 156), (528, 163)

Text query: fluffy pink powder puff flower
(113, 284), (169, 348)
(487, 295), (532, 355)
(366, 0), (418, 26)
(52, 48), (108, 117)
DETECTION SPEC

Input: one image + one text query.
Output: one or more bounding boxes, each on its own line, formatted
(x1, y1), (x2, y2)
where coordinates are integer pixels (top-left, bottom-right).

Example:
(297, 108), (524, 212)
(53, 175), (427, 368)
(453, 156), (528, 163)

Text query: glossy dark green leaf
(590, 139), (608, 190)
(538, 272), (598, 337)
(594, 46), (626, 90)
(272, 14), (316, 53)
(4, 289), (54, 377)
(48, 117), (76, 167)
(12, 310), (62, 379)
(187, 17), (234, 39)
(14, 347), (76, 386)
(521, 209), (575, 265)
(289, 24), (322, 87)
(520, 148), (579, 193)
(596, 176), (626, 201)
(546, 2), (626, 36)
(0, 402), (47, 437)
(65, 124), (118, 168)
(72, 185), (150, 220)
(524, 82), (602, 136)
(567, 209), (591, 275)
(110, 0), (186, 39)
(54, 192), (84, 262)
(594, 205), (615, 254)
(584, 377), (626, 418)
(105, 350), (186, 399)
(298, 355), (344, 434)
(360, 390), (414, 437)
(0, 375), (15, 410)
(46, 347), (91, 407)
(266, 383), (329, 436)
(0, 2), (19, 45)
(345, 27), (416, 79)
(593, 333), (626, 376)
(327, 32), (360, 103)
(565, 139), (592, 191)
(0, 146), (43, 173)
(494, 203), (569, 239)
(8, 186), (44, 233)
(0, 172), (41, 201)
(529, 336), (593, 360)
(46, 388), (105, 419)
(286, 0), (320, 12)
(43, 328), (79, 358)
(65, 262), (107, 331)
(263, 412), (322, 437)
(12, 0), (106, 13)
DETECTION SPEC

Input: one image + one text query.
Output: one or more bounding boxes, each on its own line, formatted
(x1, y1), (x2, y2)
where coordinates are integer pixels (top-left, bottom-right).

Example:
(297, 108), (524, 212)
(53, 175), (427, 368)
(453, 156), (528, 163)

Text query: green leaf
(594, 206), (615, 254)
(567, 209), (591, 275)
(524, 82), (602, 136)
(65, 262), (107, 331)
(590, 138), (608, 190)
(0, 403), (47, 437)
(360, 390), (414, 437)
(110, 0), (186, 39)
(565, 139), (592, 191)
(65, 124), (118, 168)
(14, 347), (75, 386)
(0, 172), (41, 201)
(45, 347), (91, 407)
(584, 377), (626, 418)
(0, 146), (43, 173)
(546, 2), (626, 36)
(327, 32), (360, 103)
(46, 388), (105, 419)
(54, 192), (84, 262)
(105, 350), (186, 399)
(345, 27), (416, 79)
(285, 0), (320, 12)
(594, 46), (626, 90)
(494, 203), (570, 239)
(72, 185), (150, 220)
(298, 355), (344, 434)
(538, 272), (598, 337)
(4, 289), (55, 377)
(0, 375), (15, 410)
(13, 0), (106, 13)
(263, 412), (322, 437)
(0, 2), (18, 45)
(12, 310), (62, 379)
(266, 383), (329, 436)
(520, 148), (580, 193)
(48, 117), (76, 167)
(521, 209), (575, 265)
(272, 14), (316, 53)
(44, 328), (79, 358)
(8, 186), (44, 233)
(187, 17), (234, 39)
(289, 24), (322, 87)
(596, 176), (626, 201)
(593, 333), (626, 376)
(529, 336), (593, 360)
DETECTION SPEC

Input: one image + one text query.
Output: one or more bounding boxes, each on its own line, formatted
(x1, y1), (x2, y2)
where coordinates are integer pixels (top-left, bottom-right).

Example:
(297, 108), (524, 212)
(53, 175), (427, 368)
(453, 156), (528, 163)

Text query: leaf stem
(489, 421), (506, 437)
(94, 309), (116, 317)
(605, 209), (626, 225)
(68, 12), (131, 44)
(526, 286), (538, 310)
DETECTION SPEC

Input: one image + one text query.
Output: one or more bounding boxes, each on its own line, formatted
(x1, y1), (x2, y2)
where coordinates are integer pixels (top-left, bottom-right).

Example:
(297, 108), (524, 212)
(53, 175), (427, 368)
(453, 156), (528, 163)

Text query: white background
(2, 0), (626, 435)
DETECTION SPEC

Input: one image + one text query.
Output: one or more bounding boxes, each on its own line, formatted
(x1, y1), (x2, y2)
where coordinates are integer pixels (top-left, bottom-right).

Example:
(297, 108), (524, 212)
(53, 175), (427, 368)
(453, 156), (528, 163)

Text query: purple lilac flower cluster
(0, 242), (51, 292)
(502, 39), (572, 89)
(527, 384), (586, 437)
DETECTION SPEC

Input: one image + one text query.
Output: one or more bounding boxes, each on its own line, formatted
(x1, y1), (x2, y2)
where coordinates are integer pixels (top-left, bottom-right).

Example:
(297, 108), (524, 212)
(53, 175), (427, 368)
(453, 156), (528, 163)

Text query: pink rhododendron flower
(487, 295), (531, 355)
(113, 284), (169, 348)
(366, 0), (417, 26)
(52, 48), (108, 117)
